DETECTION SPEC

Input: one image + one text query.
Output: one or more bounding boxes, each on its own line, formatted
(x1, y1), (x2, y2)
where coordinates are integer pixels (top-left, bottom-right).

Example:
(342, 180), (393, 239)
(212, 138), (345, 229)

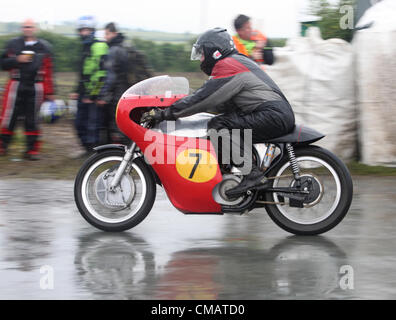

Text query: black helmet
(191, 28), (236, 75)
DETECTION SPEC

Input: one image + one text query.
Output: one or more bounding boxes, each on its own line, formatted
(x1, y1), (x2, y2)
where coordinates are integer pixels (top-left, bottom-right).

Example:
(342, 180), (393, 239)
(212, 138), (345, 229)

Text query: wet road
(0, 177), (395, 299)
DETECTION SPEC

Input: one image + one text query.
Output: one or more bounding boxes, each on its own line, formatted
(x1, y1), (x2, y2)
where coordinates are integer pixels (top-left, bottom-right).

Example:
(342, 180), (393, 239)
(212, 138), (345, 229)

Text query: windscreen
(121, 76), (190, 98)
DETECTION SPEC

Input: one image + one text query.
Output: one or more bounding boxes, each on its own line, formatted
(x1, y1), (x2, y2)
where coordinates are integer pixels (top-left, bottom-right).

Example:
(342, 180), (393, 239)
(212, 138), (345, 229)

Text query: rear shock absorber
(261, 144), (276, 171)
(286, 143), (301, 184)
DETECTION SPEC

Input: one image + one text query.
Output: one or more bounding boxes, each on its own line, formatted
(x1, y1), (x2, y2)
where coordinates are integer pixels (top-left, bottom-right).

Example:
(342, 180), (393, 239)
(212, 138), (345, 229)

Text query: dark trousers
(0, 81), (43, 154)
(207, 102), (295, 174)
(75, 101), (105, 150)
(103, 96), (129, 145)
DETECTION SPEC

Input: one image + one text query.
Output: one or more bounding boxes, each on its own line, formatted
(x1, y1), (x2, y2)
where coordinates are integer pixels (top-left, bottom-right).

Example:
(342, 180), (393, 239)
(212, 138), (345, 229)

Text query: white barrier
(354, 0), (396, 166)
(266, 27), (357, 161)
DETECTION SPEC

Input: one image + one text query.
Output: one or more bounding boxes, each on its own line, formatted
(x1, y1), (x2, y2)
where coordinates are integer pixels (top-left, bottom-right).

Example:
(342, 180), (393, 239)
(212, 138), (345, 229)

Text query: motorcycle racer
(141, 28), (295, 198)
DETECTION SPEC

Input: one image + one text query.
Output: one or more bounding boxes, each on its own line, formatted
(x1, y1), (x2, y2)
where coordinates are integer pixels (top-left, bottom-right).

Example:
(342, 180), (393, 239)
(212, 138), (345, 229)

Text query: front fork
(108, 123), (148, 191)
(108, 142), (138, 191)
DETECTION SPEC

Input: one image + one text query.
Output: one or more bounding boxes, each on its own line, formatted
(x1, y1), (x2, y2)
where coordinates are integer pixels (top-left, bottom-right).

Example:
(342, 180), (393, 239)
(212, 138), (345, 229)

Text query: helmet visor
(191, 44), (203, 61)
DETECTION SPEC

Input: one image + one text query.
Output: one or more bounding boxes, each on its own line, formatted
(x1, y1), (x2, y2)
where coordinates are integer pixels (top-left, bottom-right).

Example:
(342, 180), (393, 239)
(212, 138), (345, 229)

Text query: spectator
(0, 19), (55, 160)
(232, 14), (274, 66)
(97, 22), (129, 144)
(70, 16), (108, 157)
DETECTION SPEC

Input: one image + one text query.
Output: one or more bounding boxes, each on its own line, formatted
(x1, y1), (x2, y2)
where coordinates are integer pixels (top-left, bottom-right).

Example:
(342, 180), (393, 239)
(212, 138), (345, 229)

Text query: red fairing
(117, 95), (223, 214)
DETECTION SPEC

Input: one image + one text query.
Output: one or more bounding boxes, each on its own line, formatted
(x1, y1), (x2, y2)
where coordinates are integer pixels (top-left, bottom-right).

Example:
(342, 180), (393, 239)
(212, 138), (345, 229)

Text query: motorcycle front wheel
(263, 146), (353, 235)
(74, 150), (156, 232)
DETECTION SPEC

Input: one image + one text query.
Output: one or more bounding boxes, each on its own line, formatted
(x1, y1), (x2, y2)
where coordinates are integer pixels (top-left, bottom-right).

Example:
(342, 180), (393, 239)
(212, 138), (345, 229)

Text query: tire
(264, 146), (353, 235)
(74, 149), (156, 232)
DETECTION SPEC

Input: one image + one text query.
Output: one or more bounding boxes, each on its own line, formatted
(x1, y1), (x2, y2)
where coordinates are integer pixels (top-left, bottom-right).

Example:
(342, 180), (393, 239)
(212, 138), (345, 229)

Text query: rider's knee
(208, 116), (227, 131)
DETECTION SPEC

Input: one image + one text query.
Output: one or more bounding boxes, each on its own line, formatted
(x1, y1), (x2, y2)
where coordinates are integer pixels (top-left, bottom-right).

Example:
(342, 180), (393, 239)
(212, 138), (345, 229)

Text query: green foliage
(310, 0), (356, 42)
(0, 31), (199, 73)
(125, 30), (195, 43)
(268, 38), (287, 47)
(347, 161), (396, 176)
(37, 31), (81, 72)
(132, 37), (200, 72)
(131, 36), (285, 72)
(0, 30), (287, 74)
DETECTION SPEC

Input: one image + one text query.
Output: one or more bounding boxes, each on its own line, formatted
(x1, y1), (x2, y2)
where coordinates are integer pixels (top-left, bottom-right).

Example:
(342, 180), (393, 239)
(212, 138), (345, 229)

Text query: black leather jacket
(99, 33), (129, 103)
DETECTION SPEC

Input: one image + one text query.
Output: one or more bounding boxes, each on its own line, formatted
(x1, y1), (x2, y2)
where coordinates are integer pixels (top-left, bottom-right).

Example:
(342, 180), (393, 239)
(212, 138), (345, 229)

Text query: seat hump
(265, 125), (325, 144)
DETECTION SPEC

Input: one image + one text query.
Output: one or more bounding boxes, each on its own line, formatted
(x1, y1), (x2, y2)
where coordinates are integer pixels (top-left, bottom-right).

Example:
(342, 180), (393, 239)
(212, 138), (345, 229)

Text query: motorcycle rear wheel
(263, 146), (353, 235)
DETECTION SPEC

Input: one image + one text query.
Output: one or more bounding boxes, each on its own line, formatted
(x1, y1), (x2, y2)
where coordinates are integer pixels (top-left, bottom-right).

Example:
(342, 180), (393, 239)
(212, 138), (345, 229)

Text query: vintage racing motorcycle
(74, 76), (353, 235)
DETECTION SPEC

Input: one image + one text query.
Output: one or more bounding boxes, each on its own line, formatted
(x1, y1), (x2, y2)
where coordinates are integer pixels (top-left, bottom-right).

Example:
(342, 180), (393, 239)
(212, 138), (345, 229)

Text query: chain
(266, 173), (294, 181)
(256, 200), (286, 205)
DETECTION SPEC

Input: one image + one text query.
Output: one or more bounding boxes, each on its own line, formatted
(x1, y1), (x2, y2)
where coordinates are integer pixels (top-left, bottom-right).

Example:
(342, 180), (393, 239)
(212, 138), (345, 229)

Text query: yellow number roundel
(176, 149), (218, 183)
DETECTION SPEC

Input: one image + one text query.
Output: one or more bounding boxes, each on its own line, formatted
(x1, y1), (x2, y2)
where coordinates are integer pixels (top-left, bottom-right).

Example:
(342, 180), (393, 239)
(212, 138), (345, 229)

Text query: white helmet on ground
(40, 100), (64, 124)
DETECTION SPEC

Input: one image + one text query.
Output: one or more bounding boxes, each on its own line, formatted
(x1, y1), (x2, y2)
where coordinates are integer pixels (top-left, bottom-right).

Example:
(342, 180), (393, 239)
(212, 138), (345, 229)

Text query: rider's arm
(163, 58), (247, 120)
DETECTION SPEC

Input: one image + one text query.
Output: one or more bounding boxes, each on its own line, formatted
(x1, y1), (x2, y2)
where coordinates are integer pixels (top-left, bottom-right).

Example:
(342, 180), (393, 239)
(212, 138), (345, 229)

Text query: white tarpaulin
(354, 0), (396, 166)
(266, 27), (357, 161)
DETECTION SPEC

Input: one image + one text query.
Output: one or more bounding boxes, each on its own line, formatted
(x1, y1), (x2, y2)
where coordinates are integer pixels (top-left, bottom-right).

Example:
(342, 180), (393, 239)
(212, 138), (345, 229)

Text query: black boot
(0, 141), (7, 156)
(225, 165), (267, 198)
(0, 135), (10, 156)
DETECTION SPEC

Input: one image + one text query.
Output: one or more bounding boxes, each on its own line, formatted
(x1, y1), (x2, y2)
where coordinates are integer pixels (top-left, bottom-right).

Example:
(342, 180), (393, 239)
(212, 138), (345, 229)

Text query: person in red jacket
(0, 19), (55, 160)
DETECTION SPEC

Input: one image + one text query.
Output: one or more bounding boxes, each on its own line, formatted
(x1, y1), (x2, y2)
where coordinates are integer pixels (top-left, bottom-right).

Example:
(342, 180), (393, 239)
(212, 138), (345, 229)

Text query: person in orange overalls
(232, 14), (274, 67)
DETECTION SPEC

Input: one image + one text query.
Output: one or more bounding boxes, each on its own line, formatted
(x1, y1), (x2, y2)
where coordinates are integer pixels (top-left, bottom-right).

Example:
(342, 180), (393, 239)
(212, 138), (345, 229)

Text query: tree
(132, 38), (199, 72)
(310, 0), (356, 42)
(37, 31), (81, 72)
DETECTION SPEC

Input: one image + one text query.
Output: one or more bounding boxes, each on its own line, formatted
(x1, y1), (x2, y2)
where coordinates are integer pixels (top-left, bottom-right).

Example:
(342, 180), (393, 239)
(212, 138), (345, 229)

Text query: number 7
(189, 153), (202, 179)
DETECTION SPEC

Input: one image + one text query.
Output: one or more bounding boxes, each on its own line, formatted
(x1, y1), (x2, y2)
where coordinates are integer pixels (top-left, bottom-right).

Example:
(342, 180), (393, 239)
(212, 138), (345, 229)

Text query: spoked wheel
(264, 146), (353, 235)
(74, 150), (156, 232)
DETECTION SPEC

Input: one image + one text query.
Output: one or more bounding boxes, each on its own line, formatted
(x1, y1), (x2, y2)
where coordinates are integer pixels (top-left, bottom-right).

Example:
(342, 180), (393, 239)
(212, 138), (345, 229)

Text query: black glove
(141, 109), (165, 125)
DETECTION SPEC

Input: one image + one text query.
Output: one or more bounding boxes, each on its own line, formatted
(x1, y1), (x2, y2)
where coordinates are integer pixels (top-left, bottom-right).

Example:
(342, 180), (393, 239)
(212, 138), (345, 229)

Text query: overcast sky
(0, 0), (312, 37)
